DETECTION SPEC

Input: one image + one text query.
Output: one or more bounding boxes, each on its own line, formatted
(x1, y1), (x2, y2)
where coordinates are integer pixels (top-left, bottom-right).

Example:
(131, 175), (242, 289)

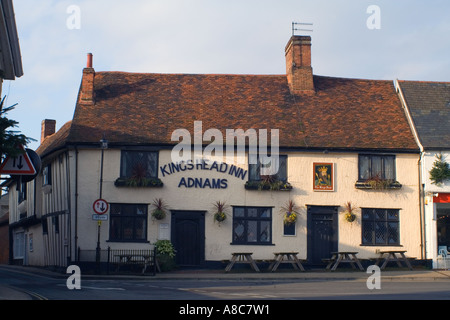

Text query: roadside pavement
(2, 263), (450, 281)
(1, 264), (449, 300)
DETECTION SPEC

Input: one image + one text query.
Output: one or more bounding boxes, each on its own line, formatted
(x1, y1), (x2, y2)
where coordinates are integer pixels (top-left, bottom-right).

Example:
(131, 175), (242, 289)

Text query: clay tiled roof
(63, 71), (418, 152)
(397, 80), (450, 150)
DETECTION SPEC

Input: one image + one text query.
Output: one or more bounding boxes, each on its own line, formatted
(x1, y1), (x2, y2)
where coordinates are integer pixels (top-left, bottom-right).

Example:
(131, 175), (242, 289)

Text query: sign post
(93, 198), (108, 274)
(95, 138), (108, 274)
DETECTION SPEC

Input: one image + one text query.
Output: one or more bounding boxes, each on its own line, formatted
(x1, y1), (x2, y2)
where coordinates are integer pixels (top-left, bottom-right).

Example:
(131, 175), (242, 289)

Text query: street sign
(0, 147), (36, 175)
(92, 214), (108, 221)
(93, 198), (109, 215)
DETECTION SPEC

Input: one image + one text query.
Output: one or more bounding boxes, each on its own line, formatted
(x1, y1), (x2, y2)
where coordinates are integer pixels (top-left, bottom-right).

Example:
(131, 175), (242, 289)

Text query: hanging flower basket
(343, 201), (357, 223)
(152, 209), (166, 220)
(281, 200), (300, 226)
(151, 198), (168, 220)
(214, 211), (227, 222)
(284, 211), (297, 225)
(212, 201), (229, 224)
(345, 212), (356, 222)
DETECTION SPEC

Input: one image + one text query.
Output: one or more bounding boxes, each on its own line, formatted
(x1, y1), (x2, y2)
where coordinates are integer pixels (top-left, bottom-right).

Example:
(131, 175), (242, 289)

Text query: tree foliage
(429, 153), (450, 185)
(0, 96), (34, 159)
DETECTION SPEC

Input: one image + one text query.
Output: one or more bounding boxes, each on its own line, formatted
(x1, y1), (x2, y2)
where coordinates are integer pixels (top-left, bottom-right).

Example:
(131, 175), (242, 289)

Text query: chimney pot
(87, 53), (93, 68)
(41, 119), (56, 144)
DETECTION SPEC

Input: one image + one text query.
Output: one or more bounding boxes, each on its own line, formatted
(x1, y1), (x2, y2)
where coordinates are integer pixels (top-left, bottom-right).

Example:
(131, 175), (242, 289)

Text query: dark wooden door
(307, 206), (338, 264)
(171, 211), (205, 267)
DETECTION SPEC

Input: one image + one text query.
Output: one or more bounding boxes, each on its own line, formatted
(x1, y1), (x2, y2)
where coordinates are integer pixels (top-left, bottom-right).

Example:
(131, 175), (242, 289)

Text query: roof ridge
(397, 79), (450, 84)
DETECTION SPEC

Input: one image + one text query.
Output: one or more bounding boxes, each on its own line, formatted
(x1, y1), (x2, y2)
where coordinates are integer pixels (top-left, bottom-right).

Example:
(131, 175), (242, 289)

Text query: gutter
(0, 0), (23, 79)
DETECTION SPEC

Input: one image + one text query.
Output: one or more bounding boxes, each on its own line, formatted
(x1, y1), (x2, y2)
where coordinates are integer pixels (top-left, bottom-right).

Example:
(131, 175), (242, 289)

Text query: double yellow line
(17, 288), (48, 300)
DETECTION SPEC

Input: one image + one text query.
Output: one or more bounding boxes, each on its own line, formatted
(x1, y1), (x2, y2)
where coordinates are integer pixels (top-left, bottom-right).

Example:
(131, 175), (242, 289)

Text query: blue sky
(3, 0), (450, 151)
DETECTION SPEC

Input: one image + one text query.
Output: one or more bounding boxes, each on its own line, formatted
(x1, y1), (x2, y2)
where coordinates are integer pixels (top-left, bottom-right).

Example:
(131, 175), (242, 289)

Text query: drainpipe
(74, 146), (79, 261)
(418, 153), (425, 260)
(65, 151), (72, 265)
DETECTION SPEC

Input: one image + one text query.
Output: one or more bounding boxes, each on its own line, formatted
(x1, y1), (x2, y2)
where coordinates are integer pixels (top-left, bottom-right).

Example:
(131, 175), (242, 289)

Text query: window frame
(358, 154), (396, 181)
(108, 203), (149, 242)
(120, 150), (159, 179)
(283, 222), (296, 236)
(361, 208), (400, 246)
(42, 164), (52, 186)
(232, 206), (273, 245)
(13, 231), (25, 259)
(18, 181), (27, 204)
(248, 154), (288, 182)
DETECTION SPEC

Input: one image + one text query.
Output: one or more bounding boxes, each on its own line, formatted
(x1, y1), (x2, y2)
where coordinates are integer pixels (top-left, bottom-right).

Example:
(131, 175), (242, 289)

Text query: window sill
(355, 180), (402, 190)
(106, 240), (150, 243)
(114, 177), (163, 188)
(360, 245), (402, 247)
(230, 242), (275, 246)
(244, 180), (293, 191)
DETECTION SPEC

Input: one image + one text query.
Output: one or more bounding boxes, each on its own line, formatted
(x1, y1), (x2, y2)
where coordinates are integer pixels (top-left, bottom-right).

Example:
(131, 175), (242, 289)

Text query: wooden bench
(110, 249), (159, 275)
(375, 250), (414, 270)
(325, 252), (364, 271)
(268, 252), (305, 272)
(225, 252), (260, 272)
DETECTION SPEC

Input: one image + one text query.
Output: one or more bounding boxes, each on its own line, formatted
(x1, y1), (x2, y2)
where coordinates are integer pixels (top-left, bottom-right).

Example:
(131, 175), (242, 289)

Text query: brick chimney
(41, 119), (56, 143)
(285, 35), (315, 95)
(79, 53), (95, 104)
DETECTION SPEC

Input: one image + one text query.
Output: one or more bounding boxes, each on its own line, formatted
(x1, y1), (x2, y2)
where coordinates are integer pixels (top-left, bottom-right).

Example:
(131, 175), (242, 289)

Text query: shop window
(361, 208), (400, 245)
(437, 210), (450, 252)
(109, 204), (148, 242)
(232, 207), (272, 245)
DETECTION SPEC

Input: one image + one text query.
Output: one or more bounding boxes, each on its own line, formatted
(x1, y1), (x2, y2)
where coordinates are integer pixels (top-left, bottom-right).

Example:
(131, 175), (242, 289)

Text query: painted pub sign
(313, 162), (334, 191)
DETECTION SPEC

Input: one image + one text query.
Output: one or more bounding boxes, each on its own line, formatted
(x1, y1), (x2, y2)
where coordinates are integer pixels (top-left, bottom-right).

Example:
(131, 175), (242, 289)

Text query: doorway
(307, 205), (338, 265)
(171, 210), (205, 267)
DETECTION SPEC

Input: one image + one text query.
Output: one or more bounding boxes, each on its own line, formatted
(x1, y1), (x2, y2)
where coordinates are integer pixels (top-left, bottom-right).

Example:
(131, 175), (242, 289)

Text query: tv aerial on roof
(292, 21), (313, 36)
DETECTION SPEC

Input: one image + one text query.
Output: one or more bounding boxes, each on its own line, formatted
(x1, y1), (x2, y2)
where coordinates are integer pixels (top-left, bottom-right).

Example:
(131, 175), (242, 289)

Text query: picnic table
(115, 253), (160, 274)
(375, 250), (413, 270)
(268, 252), (305, 272)
(225, 252), (260, 272)
(325, 251), (364, 271)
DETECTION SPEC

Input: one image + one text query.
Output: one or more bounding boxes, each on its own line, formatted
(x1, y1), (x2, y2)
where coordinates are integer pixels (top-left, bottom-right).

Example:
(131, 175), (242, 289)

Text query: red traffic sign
(0, 147), (36, 175)
(93, 199), (109, 215)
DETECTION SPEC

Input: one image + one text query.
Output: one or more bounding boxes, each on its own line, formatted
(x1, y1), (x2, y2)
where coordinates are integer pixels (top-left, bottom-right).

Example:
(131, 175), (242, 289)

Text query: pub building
(7, 35), (425, 270)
